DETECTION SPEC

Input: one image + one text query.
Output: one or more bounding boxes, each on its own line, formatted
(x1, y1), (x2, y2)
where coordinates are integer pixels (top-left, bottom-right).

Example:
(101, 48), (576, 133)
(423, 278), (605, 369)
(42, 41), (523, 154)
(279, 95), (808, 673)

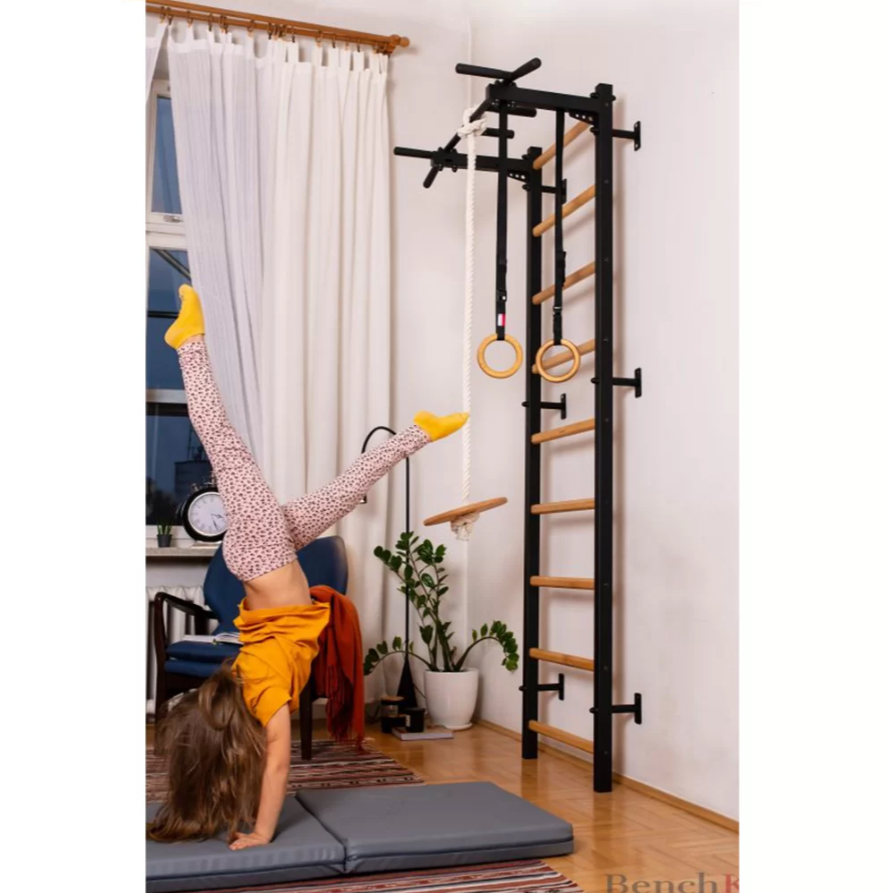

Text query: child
(147, 286), (466, 849)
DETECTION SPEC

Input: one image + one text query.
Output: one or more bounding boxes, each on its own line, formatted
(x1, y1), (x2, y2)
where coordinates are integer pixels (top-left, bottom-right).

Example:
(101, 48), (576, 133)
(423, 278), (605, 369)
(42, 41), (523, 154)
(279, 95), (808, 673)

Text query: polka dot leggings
(177, 339), (430, 582)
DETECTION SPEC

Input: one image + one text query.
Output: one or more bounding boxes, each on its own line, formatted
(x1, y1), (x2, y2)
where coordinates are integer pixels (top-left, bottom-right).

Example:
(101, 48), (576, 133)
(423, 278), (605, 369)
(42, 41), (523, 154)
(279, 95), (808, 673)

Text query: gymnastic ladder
(520, 81), (643, 793)
(395, 61), (643, 793)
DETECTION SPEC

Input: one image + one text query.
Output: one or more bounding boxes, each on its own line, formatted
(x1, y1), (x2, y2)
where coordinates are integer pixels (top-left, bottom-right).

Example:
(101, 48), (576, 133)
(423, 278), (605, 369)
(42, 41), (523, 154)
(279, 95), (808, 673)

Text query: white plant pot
(423, 669), (479, 730)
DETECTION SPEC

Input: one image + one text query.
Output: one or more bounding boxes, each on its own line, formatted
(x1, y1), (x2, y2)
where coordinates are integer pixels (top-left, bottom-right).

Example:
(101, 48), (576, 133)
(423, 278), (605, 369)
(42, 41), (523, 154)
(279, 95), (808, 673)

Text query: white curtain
(165, 27), (393, 642)
(146, 19), (168, 103)
(167, 28), (264, 458)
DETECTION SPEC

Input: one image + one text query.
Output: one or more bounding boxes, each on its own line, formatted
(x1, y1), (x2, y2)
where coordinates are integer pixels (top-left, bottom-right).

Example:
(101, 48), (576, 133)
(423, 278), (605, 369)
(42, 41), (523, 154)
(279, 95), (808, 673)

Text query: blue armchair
(152, 535), (348, 759)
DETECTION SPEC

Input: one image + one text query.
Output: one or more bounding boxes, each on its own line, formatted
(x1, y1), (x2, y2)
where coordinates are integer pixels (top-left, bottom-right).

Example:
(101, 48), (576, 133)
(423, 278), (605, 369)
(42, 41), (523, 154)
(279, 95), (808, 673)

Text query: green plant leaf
(392, 636), (403, 651)
(481, 623), (489, 637)
(377, 642), (388, 656)
(472, 628), (478, 641)
(420, 625), (434, 645)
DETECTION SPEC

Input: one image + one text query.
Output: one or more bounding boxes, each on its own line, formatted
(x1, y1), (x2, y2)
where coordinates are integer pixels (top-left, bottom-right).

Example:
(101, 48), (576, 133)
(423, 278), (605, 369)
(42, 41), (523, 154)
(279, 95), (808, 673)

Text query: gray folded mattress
(296, 782), (574, 874)
(146, 799), (344, 893)
(146, 781), (574, 892)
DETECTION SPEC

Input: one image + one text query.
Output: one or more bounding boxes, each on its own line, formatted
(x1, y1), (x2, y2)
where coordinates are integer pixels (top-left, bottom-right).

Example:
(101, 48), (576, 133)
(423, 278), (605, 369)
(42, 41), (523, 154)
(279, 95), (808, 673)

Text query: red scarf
(310, 586), (365, 750)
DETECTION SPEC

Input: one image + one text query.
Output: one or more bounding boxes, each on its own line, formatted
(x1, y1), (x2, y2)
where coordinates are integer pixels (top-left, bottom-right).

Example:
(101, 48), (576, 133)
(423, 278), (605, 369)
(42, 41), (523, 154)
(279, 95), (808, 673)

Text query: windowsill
(146, 543), (220, 559)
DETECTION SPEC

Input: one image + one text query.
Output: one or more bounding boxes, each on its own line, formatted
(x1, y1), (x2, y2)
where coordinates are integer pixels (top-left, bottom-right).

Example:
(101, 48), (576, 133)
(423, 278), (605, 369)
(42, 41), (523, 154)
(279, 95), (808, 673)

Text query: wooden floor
(367, 723), (738, 893)
(147, 720), (738, 892)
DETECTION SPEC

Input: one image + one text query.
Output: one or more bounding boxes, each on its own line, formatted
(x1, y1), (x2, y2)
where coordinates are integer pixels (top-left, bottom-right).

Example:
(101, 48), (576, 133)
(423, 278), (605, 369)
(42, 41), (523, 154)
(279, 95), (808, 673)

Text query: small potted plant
(365, 533), (519, 730)
(156, 520), (174, 548)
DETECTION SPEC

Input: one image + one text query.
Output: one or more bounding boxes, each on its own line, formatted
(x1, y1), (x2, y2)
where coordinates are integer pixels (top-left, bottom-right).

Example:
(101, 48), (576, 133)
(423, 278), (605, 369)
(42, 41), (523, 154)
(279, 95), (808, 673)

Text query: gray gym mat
(296, 781), (574, 873)
(146, 781), (574, 890)
(146, 798), (345, 893)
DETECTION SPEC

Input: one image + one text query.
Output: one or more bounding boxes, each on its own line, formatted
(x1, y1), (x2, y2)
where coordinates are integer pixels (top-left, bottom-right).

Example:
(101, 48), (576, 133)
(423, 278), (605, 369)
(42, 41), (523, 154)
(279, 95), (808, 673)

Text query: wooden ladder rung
(532, 261), (596, 305)
(531, 498), (595, 515)
(532, 338), (595, 373)
(531, 418), (595, 444)
(532, 184), (596, 237)
(529, 720), (594, 755)
(532, 121), (590, 171)
(530, 575), (595, 590)
(529, 647), (594, 672)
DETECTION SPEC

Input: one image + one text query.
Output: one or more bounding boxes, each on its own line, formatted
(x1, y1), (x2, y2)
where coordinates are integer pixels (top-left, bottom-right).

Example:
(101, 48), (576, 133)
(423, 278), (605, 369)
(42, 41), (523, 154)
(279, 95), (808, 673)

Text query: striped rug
(147, 739), (424, 802)
(185, 860), (582, 893)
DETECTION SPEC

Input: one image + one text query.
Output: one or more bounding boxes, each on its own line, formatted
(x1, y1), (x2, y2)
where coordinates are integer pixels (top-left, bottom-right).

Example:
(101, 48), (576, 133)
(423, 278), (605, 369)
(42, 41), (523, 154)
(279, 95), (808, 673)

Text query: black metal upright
(592, 83), (615, 792)
(521, 148), (544, 760)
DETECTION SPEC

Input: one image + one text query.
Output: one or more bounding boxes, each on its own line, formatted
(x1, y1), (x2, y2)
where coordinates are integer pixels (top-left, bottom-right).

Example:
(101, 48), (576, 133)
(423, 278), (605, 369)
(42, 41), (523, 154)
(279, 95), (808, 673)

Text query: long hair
(147, 663), (266, 843)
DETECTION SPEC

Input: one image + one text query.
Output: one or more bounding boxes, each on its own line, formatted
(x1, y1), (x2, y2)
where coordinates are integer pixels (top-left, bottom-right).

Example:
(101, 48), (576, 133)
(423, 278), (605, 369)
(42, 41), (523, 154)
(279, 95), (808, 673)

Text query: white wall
(457, 0), (739, 819)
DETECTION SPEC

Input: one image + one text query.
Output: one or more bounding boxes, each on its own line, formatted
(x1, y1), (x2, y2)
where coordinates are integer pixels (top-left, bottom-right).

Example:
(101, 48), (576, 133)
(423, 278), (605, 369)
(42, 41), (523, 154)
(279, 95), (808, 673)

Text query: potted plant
(365, 533), (519, 730)
(156, 520), (173, 548)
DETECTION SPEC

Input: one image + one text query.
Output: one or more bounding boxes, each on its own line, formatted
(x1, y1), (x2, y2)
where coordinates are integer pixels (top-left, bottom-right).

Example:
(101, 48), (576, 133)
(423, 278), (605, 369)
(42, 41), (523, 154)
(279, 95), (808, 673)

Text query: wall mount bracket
(614, 121), (642, 151)
(592, 367), (643, 398)
(520, 673), (566, 701)
(570, 111), (641, 150)
(523, 393), (567, 419)
(591, 692), (643, 725)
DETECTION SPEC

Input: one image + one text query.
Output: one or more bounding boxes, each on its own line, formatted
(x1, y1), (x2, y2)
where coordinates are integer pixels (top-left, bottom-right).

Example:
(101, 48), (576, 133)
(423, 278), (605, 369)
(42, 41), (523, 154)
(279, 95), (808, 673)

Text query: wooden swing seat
(423, 497), (508, 527)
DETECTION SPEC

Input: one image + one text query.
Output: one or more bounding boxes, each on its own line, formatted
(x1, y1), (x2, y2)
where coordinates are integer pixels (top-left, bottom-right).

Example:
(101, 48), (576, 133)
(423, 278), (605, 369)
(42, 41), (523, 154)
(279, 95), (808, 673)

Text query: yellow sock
(164, 284), (206, 349)
(414, 411), (469, 442)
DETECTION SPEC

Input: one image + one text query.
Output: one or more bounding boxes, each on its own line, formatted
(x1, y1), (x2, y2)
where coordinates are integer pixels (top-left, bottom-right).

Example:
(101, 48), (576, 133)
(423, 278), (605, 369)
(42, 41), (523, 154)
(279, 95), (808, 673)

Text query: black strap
(495, 103), (509, 340)
(553, 110), (566, 347)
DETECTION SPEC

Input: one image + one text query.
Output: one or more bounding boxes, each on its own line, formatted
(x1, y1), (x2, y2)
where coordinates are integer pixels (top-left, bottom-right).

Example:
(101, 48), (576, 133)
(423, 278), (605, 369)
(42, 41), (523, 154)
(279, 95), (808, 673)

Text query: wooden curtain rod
(146, 2), (410, 54)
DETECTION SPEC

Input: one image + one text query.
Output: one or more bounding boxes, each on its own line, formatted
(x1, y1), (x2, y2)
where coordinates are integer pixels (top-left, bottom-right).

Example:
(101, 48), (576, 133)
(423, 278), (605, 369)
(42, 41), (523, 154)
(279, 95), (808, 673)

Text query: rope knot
(450, 511), (481, 541)
(456, 109), (488, 139)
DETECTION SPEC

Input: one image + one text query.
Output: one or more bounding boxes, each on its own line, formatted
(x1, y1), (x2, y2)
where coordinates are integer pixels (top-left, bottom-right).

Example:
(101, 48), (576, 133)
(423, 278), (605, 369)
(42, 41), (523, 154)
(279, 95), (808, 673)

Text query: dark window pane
(147, 249), (191, 388)
(146, 407), (211, 526)
(148, 248), (189, 312)
(152, 96), (182, 215)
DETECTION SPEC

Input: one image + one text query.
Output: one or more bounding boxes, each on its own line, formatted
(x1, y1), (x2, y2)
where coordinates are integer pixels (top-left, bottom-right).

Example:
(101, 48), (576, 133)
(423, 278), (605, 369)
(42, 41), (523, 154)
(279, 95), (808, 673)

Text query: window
(151, 95), (182, 216)
(146, 82), (209, 529)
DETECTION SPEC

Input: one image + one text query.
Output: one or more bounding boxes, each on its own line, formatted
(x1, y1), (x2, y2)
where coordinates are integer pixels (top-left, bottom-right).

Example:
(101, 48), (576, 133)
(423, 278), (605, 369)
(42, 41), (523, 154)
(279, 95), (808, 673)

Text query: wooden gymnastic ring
(477, 333), (524, 379)
(534, 339), (581, 383)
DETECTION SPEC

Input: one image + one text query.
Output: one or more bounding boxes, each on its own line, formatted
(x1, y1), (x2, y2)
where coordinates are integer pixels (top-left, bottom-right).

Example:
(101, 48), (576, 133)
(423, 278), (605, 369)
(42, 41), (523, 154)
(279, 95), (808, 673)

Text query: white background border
(2, 1), (890, 889)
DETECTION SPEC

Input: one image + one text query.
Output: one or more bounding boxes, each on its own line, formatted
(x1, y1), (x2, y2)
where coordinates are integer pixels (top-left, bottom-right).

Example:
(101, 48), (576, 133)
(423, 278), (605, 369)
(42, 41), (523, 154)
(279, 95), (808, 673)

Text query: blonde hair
(147, 663), (266, 842)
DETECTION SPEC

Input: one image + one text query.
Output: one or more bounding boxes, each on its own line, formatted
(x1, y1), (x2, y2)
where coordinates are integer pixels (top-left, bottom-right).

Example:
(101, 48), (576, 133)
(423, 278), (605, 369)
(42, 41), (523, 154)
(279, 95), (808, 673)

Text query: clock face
(187, 490), (228, 538)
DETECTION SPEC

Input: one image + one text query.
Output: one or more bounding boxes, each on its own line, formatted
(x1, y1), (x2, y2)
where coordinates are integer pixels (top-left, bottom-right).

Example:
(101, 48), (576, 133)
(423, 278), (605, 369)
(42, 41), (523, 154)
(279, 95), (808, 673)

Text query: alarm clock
(180, 485), (228, 543)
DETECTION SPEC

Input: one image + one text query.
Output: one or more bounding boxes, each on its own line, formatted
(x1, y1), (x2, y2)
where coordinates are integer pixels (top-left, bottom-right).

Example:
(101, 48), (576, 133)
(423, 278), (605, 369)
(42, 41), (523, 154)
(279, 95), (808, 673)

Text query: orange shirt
(232, 600), (331, 727)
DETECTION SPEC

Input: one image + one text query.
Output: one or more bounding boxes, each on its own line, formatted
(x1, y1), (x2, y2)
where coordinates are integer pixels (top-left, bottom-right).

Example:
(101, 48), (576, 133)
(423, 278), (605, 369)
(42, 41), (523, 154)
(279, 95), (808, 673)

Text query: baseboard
(474, 719), (739, 833)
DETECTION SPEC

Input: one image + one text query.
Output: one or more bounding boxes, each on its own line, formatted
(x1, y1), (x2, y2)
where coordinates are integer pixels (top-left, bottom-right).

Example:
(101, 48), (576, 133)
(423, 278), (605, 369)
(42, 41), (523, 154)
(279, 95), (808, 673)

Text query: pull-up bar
(420, 58), (542, 189)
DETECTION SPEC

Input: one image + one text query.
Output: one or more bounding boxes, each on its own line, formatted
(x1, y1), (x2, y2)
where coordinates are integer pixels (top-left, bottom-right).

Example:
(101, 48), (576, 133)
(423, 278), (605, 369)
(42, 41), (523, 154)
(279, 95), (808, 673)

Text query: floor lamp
(361, 426), (417, 709)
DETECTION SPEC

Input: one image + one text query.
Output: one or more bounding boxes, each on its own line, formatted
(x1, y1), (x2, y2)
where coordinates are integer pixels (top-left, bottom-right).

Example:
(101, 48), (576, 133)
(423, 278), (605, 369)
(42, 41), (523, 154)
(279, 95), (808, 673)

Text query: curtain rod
(146, 2), (411, 55)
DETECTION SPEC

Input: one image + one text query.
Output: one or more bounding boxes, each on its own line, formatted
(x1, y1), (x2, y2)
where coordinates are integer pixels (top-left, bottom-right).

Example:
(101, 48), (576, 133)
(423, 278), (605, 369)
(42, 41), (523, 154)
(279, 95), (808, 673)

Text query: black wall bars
(394, 58), (643, 792)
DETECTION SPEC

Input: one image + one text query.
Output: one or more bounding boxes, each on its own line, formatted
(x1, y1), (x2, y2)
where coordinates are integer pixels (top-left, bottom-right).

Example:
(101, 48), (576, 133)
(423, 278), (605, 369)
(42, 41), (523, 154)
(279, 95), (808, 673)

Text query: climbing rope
(452, 108), (488, 541)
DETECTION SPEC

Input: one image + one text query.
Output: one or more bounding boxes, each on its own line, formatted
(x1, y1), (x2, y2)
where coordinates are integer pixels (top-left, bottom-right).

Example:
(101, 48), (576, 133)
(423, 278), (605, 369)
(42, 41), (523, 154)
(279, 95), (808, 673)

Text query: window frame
(147, 78), (191, 541)
(147, 79), (186, 235)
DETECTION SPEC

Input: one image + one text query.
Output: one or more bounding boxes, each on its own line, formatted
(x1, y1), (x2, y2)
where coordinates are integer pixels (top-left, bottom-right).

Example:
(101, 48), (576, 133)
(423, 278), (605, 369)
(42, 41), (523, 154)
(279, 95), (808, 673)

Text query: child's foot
(414, 411), (469, 442)
(164, 284), (206, 349)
